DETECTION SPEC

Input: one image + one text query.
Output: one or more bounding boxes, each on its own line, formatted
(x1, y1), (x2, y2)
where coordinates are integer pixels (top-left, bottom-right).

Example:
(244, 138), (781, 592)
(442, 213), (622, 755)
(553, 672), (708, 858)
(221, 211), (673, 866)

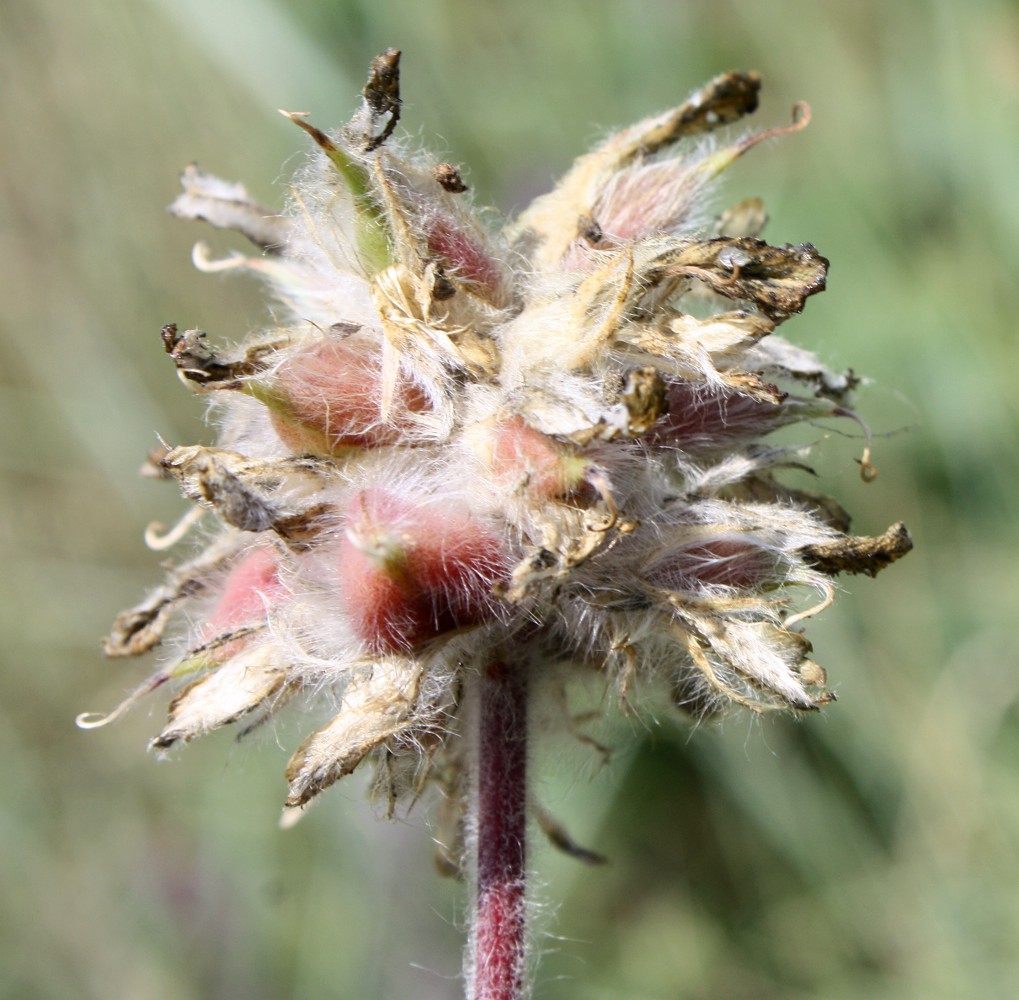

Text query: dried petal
(169, 165), (291, 251)
(161, 323), (283, 391)
(152, 646), (287, 749)
(802, 522), (914, 577)
(104, 534), (243, 657)
(654, 238), (829, 321)
(160, 446), (335, 544)
(284, 658), (425, 807)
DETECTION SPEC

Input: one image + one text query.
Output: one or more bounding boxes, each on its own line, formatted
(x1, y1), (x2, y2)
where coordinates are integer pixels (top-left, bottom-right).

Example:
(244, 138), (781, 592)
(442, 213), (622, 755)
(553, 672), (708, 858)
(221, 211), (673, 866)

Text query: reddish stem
(470, 660), (528, 1000)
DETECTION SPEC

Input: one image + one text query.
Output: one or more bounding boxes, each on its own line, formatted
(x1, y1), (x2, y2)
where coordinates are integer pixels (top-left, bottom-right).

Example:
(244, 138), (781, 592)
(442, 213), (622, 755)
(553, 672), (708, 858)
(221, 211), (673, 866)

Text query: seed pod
(262, 335), (430, 454)
(475, 416), (590, 499)
(337, 490), (508, 651)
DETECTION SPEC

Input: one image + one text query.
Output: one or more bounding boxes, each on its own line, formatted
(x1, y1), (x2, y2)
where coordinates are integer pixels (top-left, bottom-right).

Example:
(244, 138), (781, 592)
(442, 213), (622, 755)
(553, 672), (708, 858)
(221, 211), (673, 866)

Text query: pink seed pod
(199, 545), (285, 661)
(208, 546), (283, 633)
(647, 378), (788, 450)
(267, 336), (430, 454)
(337, 489), (508, 651)
(426, 216), (504, 298)
(482, 416), (589, 499)
(595, 160), (706, 243)
(647, 537), (778, 591)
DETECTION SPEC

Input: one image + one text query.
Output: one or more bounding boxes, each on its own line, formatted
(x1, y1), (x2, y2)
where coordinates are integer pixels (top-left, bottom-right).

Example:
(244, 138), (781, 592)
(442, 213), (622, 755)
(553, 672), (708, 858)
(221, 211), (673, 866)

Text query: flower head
(83, 52), (910, 829)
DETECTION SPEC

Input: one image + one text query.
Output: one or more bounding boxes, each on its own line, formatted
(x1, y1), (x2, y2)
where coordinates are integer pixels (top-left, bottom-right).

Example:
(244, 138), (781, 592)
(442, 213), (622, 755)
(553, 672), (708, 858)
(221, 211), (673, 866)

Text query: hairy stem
(469, 660), (529, 1000)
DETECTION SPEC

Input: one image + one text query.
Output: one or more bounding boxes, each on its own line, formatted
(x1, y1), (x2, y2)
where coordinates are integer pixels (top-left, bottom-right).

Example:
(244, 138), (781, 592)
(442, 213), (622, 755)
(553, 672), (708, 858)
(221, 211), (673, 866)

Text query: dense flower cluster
(83, 52), (910, 832)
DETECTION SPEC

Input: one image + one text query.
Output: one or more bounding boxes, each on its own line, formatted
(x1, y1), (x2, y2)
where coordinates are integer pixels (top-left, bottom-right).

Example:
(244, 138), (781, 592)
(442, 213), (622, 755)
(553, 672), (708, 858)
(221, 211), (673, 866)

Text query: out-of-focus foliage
(2, 0), (1018, 997)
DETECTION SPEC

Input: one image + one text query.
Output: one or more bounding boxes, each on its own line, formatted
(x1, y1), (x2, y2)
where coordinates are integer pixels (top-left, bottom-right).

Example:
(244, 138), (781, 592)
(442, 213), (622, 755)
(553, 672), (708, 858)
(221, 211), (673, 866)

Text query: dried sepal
(169, 165), (291, 251)
(641, 309), (775, 362)
(283, 657), (427, 808)
(151, 645), (288, 750)
(104, 533), (244, 657)
(802, 522), (914, 577)
(159, 445), (335, 544)
(668, 612), (827, 713)
(161, 323), (285, 391)
(629, 309), (777, 399)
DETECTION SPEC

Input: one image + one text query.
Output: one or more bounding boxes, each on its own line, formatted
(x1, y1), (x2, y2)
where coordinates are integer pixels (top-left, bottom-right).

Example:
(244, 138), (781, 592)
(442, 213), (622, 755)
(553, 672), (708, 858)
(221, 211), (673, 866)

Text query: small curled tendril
(75, 672), (170, 729)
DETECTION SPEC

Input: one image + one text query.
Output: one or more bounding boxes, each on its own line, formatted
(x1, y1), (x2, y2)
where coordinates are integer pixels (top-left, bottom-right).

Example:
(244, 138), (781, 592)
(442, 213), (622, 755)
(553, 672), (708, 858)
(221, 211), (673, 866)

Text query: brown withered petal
(667, 309), (775, 352)
(434, 162), (469, 193)
(629, 310), (776, 394)
(619, 367), (669, 435)
(721, 372), (787, 404)
(160, 446), (336, 542)
(801, 522), (914, 577)
(103, 535), (243, 657)
(152, 648), (287, 749)
(169, 165), (291, 251)
(284, 659), (426, 808)
(615, 70), (762, 162)
(362, 47), (402, 151)
(161, 323), (284, 390)
(658, 238), (829, 321)
(672, 612), (820, 712)
(104, 599), (184, 659)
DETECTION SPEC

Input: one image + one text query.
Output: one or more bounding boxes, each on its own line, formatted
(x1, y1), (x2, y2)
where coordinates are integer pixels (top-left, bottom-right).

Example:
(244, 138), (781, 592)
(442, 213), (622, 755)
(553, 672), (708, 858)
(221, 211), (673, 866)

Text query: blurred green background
(3, 0), (1019, 997)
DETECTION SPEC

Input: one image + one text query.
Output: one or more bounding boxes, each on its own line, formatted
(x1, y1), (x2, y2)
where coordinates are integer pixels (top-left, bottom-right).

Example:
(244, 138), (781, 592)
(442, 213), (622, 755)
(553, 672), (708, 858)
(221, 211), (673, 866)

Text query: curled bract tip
(734, 99), (813, 158)
(791, 101), (812, 129)
(191, 241), (242, 273)
(858, 445), (878, 482)
(144, 506), (205, 551)
(75, 710), (116, 730)
(784, 580), (836, 627)
(76, 672), (171, 729)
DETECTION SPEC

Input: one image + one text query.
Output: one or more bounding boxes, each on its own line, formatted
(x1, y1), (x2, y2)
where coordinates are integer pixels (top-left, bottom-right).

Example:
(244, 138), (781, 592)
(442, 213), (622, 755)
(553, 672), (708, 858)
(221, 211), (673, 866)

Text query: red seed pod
(647, 379), (787, 450)
(485, 416), (589, 499)
(267, 336), (430, 454)
(208, 546), (284, 634)
(197, 546), (285, 663)
(647, 537), (777, 591)
(426, 216), (503, 298)
(337, 489), (507, 651)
